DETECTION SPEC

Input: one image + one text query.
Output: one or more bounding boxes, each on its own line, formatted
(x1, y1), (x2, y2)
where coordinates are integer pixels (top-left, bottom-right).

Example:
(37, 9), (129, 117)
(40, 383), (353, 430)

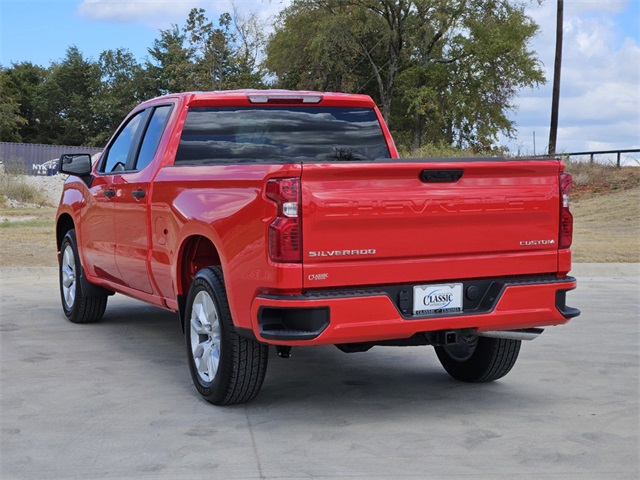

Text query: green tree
(0, 67), (27, 142)
(266, 0), (544, 151)
(185, 9), (237, 90)
(230, 7), (267, 89)
(146, 24), (196, 94)
(266, 4), (369, 92)
(397, 0), (545, 150)
(92, 48), (149, 145)
(146, 8), (266, 94)
(184, 8), (266, 90)
(1, 62), (47, 142)
(267, 1), (413, 121)
(36, 46), (101, 146)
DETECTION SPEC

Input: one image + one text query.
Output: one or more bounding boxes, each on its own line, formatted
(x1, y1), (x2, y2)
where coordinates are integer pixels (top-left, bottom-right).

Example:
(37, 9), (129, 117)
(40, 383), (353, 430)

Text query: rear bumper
(248, 276), (579, 346)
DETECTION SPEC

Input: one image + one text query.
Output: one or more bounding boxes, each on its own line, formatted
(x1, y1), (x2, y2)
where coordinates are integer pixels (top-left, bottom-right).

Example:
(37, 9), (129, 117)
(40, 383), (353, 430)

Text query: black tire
(434, 335), (521, 382)
(185, 267), (268, 405)
(59, 229), (107, 324)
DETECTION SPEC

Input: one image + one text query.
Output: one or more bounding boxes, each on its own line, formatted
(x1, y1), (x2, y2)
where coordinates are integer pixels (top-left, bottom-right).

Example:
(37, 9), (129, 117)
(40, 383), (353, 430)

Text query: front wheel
(434, 335), (521, 382)
(59, 229), (107, 324)
(185, 267), (268, 405)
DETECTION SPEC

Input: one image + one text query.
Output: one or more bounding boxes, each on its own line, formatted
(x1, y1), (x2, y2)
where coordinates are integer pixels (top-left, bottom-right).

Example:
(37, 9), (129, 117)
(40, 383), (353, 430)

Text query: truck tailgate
(301, 160), (561, 289)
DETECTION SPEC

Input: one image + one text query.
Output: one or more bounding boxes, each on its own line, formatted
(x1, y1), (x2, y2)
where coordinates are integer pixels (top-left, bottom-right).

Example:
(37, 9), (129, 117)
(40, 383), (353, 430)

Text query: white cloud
(77, 0), (204, 24)
(571, 17), (613, 58)
(564, 0), (630, 15)
(77, 0), (288, 26)
(504, 0), (640, 161)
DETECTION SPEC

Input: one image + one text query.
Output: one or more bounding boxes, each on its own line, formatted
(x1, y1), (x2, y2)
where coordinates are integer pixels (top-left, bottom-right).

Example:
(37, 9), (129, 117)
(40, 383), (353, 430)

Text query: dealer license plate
(413, 283), (463, 315)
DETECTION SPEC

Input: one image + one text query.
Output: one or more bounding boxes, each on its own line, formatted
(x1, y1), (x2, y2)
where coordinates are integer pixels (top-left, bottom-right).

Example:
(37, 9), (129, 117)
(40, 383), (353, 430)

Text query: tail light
(559, 172), (573, 249)
(266, 178), (301, 263)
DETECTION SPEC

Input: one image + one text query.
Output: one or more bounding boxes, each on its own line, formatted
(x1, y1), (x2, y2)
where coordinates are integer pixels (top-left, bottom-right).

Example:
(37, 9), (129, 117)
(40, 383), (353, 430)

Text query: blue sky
(1, 0), (639, 162)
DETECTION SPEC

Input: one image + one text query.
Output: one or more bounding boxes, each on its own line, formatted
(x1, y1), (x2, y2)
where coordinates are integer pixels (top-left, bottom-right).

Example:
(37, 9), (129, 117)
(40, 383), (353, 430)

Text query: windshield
(174, 106), (391, 164)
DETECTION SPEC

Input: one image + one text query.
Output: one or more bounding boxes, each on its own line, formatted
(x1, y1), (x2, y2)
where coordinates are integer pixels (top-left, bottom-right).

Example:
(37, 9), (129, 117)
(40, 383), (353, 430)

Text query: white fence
(532, 149), (640, 167)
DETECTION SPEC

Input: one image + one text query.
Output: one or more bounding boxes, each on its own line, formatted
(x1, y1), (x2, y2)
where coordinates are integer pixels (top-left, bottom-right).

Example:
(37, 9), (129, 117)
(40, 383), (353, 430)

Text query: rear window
(174, 106), (391, 164)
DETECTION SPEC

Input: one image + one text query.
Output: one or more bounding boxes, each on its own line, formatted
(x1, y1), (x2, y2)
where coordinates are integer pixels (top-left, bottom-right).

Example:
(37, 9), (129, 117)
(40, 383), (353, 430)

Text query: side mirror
(58, 154), (92, 176)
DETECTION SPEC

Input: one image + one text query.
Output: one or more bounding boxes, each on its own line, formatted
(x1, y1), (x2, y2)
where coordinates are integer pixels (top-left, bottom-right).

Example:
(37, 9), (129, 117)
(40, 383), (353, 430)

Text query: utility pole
(548, 0), (564, 156)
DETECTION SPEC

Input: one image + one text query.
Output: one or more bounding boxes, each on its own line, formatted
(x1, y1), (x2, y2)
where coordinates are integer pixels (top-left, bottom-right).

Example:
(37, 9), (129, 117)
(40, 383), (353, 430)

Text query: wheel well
(179, 235), (221, 296)
(56, 214), (74, 251)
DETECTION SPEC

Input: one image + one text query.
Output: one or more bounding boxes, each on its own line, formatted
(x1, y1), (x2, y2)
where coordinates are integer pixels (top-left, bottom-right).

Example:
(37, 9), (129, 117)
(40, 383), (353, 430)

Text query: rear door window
(174, 107), (391, 164)
(134, 105), (172, 171)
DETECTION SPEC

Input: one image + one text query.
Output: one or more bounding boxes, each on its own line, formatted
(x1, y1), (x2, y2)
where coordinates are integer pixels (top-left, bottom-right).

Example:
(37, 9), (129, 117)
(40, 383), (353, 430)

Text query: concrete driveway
(1, 264), (638, 479)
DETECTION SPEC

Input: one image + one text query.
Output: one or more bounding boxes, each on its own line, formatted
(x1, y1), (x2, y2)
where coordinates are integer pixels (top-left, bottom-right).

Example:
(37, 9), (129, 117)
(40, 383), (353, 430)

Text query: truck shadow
(93, 298), (543, 417)
(252, 345), (537, 417)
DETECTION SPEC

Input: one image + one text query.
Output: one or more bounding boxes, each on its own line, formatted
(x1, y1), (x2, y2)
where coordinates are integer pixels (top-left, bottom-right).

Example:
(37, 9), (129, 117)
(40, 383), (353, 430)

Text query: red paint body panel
(112, 170), (155, 294)
(250, 279), (576, 346)
(300, 161), (561, 289)
(80, 174), (119, 283)
(56, 90), (578, 347)
(149, 162), (303, 329)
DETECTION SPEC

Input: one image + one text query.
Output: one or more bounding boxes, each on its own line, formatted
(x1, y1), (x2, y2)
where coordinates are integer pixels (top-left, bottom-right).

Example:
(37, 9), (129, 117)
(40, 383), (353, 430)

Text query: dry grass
(565, 161), (640, 201)
(564, 162), (640, 262)
(0, 174), (49, 207)
(571, 187), (640, 262)
(0, 207), (57, 267)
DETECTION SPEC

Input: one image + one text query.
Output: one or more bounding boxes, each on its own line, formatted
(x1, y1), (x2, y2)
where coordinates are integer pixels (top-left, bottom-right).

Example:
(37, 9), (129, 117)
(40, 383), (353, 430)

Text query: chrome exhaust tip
(477, 328), (544, 341)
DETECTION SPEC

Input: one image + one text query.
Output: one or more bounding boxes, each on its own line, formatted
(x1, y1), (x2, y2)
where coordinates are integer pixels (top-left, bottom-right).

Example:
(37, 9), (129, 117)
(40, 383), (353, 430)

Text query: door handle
(104, 189), (115, 198)
(132, 189), (146, 199)
(420, 169), (464, 183)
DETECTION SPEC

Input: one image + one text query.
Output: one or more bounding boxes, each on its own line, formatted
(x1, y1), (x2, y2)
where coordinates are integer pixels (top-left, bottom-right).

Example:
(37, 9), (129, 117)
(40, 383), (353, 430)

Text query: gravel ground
(22, 174), (67, 206)
(5, 152), (102, 208)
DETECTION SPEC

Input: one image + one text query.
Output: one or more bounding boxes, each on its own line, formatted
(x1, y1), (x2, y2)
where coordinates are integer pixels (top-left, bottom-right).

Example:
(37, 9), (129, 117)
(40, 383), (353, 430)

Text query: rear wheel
(185, 267), (268, 405)
(434, 335), (521, 382)
(59, 230), (107, 324)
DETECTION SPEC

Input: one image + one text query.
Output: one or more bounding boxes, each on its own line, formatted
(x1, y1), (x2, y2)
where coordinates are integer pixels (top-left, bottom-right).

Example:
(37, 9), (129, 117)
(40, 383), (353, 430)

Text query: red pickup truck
(56, 90), (579, 405)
